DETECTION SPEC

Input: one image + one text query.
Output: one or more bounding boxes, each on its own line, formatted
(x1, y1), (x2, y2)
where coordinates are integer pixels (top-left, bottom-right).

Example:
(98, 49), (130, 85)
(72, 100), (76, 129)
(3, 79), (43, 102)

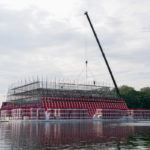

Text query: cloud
(0, 0), (150, 105)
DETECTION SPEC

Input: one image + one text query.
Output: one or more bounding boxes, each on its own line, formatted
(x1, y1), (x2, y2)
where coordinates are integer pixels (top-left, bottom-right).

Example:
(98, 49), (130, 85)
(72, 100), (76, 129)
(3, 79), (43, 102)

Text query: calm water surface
(0, 121), (150, 150)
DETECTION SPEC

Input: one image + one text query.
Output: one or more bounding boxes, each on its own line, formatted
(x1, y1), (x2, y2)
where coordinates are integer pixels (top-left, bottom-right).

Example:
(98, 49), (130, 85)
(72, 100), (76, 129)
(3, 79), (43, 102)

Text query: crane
(84, 11), (121, 98)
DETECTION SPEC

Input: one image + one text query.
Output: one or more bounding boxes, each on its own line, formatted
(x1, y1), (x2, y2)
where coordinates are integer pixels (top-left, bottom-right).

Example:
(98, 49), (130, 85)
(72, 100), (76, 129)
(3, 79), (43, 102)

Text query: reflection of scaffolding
(7, 80), (116, 103)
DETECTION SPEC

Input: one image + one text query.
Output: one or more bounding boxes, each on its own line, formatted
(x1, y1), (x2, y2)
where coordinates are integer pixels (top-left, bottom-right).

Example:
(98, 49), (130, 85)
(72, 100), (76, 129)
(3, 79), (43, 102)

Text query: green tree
(112, 85), (150, 108)
(141, 87), (150, 93)
(119, 85), (135, 108)
(119, 85), (135, 96)
(118, 85), (150, 108)
(140, 87), (150, 108)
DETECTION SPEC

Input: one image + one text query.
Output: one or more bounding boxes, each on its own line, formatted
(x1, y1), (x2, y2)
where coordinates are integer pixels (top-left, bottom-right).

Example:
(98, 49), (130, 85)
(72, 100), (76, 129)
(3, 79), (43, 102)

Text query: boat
(0, 12), (150, 121)
(0, 79), (129, 121)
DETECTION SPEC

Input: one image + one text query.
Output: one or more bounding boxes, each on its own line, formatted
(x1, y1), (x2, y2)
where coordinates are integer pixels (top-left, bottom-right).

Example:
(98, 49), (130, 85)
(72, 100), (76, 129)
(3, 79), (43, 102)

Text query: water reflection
(0, 121), (150, 149)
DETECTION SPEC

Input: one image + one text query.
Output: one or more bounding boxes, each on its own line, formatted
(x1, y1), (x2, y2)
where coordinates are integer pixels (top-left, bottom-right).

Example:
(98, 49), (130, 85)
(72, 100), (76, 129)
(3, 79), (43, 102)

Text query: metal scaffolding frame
(7, 79), (116, 103)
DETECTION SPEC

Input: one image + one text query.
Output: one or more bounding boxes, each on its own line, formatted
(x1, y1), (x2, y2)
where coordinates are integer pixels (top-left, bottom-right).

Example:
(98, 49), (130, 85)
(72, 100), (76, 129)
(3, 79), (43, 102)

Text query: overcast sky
(0, 0), (150, 103)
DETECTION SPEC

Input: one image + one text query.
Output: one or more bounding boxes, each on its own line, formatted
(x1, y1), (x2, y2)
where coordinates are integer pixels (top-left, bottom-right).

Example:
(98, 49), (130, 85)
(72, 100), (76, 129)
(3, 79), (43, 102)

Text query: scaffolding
(7, 79), (117, 103)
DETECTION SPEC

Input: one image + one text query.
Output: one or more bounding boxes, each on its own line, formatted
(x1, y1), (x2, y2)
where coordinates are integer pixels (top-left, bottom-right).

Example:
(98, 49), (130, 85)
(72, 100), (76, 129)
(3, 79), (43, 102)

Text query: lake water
(0, 121), (150, 150)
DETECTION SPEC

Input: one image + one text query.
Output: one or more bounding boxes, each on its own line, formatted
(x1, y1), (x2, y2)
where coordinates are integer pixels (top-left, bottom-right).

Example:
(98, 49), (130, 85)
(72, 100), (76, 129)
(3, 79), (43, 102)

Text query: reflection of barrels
(7, 121), (139, 148)
(38, 122), (134, 145)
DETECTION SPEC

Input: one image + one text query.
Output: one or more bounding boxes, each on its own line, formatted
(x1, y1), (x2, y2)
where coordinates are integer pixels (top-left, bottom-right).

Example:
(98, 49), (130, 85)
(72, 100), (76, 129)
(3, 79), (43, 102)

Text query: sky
(0, 0), (150, 104)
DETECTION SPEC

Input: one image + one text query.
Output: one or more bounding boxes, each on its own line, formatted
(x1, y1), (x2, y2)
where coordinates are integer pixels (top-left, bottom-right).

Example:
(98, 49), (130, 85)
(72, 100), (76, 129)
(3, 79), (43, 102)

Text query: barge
(0, 12), (149, 121)
(0, 80), (128, 120)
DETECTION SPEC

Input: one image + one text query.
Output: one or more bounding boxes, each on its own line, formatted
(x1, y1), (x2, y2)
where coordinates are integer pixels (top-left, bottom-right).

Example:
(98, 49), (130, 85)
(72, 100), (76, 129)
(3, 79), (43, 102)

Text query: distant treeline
(116, 86), (150, 109)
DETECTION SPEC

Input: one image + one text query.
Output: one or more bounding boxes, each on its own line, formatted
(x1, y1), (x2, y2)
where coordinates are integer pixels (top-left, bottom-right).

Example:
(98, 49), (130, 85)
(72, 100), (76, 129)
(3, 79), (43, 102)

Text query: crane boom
(84, 11), (121, 97)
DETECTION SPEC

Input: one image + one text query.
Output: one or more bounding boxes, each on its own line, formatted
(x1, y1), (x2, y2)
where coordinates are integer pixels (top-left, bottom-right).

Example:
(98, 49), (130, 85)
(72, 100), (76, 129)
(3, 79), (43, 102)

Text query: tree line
(117, 86), (150, 109)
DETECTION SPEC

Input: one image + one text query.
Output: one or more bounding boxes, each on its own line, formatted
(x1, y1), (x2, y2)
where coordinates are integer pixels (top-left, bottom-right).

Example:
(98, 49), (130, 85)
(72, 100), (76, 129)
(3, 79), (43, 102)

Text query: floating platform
(0, 81), (149, 121)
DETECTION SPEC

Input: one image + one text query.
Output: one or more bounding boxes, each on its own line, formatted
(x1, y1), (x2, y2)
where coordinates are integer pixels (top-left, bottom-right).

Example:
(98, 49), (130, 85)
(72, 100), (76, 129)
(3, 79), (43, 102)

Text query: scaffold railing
(7, 80), (116, 102)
